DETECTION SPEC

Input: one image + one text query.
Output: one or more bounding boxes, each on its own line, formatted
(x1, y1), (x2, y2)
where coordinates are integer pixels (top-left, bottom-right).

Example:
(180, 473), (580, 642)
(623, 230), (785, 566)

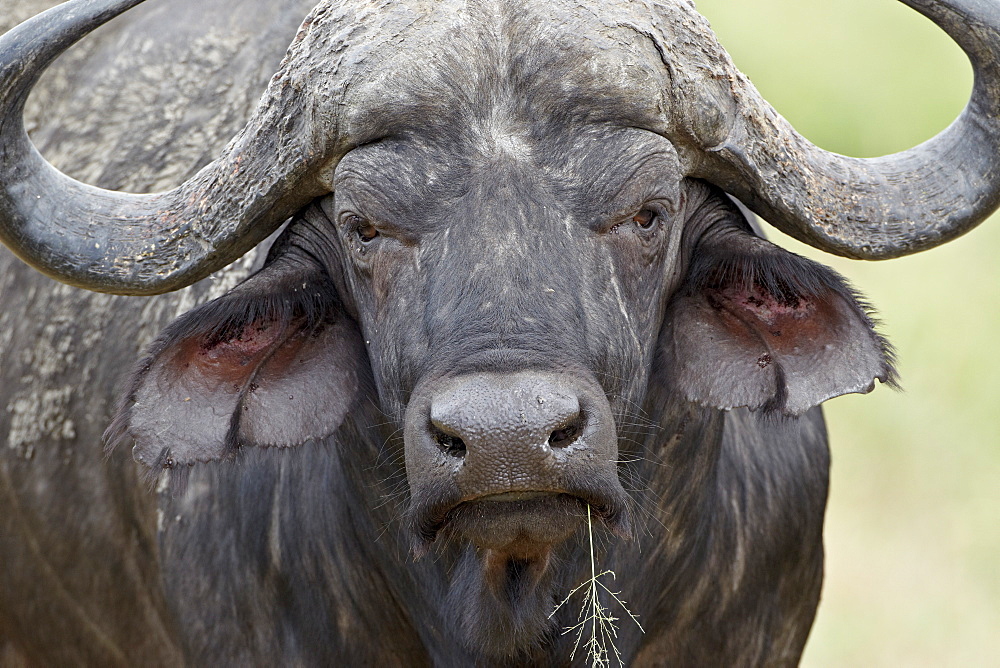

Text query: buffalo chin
(436, 494), (584, 659)
(406, 485), (631, 657)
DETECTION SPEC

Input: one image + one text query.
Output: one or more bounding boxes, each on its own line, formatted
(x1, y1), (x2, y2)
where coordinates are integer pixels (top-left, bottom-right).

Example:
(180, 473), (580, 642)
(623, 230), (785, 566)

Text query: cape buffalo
(1, 0), (997, 665)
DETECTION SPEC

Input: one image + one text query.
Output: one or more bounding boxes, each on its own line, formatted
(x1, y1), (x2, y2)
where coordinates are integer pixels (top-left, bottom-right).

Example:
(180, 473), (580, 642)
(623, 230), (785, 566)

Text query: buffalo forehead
(335, 0), (674, 149)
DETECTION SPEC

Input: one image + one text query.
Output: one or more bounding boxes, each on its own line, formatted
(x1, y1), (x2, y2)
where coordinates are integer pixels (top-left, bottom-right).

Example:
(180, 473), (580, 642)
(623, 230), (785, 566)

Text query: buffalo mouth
(411, 488), (631, 558)
(450, 493), (587, 555)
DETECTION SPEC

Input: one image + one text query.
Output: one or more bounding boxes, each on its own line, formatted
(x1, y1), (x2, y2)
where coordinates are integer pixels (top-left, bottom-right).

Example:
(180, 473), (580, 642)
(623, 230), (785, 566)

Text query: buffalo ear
(660, 219), (896, 416)
(107, 258), (368, 471)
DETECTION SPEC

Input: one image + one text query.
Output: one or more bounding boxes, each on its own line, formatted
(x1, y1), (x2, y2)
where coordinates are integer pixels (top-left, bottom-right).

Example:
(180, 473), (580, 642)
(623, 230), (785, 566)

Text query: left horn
(0, 0), (330, 294)
(667, 0), (1000, 259)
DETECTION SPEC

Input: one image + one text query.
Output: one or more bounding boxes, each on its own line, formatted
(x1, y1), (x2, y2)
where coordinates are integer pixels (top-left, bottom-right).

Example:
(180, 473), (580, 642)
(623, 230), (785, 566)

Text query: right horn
(674, 0), (1000, 259)
(0, 0), (338, 295)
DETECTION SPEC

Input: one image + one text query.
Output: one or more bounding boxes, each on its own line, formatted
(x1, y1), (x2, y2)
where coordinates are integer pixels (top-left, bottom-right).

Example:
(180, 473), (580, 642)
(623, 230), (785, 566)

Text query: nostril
(433, 427), (467, 458)
(548, 415), (584, 449)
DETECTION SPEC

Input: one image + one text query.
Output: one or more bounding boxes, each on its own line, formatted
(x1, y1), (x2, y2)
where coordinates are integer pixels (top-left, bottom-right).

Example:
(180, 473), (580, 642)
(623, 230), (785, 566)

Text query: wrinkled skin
(2, 0), (895, 665)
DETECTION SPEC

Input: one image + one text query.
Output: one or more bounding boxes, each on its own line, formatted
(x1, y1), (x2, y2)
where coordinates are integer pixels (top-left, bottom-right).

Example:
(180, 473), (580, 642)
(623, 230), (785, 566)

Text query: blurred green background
(693, 0), (1000, 665)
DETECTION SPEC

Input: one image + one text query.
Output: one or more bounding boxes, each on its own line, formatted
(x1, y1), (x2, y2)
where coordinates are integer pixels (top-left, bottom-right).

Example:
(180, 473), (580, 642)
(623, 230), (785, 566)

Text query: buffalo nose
(425, 374), (592, 494)
(430, 377), (583, 459)
(404, 371), (627, 546)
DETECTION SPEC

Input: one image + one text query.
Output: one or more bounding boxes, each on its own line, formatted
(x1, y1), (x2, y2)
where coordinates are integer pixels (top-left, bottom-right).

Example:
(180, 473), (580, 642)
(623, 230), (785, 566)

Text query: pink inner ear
(167, 319), (293, 389)
(714, 283), (815, 326)
(202, 320), (286, 361)
(706, 283), (847, 358)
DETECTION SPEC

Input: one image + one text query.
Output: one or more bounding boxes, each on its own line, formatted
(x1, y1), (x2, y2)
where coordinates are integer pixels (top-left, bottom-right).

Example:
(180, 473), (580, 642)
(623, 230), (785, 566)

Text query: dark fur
(2, 1), (898, 665)
(114, 180), (883, 664)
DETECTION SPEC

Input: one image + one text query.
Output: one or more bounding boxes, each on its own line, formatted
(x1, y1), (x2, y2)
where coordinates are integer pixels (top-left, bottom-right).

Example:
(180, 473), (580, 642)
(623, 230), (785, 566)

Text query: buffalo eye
(632, 208), (657, 230)
(353, 217), (379, 243)
(354, 220), (378, 244)
(608, 206), (662, 235)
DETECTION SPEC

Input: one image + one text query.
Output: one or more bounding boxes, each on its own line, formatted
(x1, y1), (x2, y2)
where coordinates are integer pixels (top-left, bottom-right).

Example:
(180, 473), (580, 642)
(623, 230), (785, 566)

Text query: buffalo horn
(670, 0), (1000, 259)
(0, 0), (330, 294)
